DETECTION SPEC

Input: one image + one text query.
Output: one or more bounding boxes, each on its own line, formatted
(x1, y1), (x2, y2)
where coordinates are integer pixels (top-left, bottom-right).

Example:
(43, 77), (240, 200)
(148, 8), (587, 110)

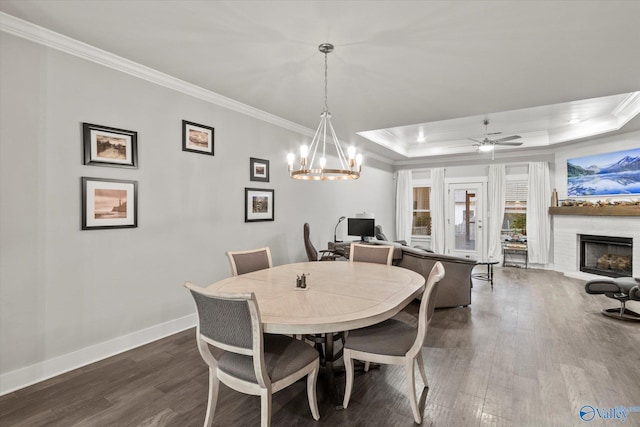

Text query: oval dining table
(204, 260), (425, 406)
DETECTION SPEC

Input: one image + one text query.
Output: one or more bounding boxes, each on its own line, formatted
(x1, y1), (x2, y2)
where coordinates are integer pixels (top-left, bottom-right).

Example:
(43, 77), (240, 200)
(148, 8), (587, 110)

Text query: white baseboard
(0, 314), (197, 396)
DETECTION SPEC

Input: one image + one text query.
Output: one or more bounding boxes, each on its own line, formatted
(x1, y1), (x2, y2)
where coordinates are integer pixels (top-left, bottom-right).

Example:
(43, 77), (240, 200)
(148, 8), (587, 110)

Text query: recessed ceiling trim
(612, 92), (640, 123)
(0, 12), (315, 138)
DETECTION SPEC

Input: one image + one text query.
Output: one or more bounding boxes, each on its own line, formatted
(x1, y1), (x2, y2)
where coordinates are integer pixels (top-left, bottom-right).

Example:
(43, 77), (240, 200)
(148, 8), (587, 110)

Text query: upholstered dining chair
(226, 247), (272, 276)
(349, 242), (394, 265)
(184, 281), (320, 427)
(342, 261), (445, 424)
(303, 223), (340, 261)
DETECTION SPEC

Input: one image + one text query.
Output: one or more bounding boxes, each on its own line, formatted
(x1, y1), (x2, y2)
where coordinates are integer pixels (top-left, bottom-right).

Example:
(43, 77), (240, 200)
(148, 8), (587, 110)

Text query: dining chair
(226, 247), (272, 276)
(304, 223), (340, 261)
(184, 281), (320, 427)
(349, 242), (394, 265)
(342, 261), (445, 424)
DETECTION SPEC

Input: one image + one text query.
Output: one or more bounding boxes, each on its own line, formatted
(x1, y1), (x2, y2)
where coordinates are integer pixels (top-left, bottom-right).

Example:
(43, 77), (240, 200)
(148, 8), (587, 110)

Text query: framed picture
(250, 157), (270, 182)
(82, 177), (138, 230)
(567, 147), (640, 197)
(245, 188), (274, 222)
(182, 120), (214, 156)
(83, 123), (137, 168)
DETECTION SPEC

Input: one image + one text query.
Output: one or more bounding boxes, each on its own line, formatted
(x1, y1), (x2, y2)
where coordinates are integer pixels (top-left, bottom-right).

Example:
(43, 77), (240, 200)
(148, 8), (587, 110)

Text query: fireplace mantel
(549, 206), (640, 216)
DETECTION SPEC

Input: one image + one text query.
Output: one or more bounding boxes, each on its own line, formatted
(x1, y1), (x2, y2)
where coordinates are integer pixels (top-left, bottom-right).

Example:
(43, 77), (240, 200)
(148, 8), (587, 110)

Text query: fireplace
(579, 234), (633, 278)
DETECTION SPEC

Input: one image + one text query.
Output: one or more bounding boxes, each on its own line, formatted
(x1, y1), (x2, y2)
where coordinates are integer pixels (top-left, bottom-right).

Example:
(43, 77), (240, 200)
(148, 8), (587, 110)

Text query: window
(502, 180), (527, 238)
(412, 186), (431, 236)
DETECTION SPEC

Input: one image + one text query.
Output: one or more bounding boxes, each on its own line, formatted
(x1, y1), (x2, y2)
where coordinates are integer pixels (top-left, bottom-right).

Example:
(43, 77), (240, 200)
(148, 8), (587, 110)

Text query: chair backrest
(303, 223), (318, 262)
(349, 242), (394, 265)
(184, 281), (269, 387)
(409, 261), (445, 357)
(374, 225), (389, 241)
(226, 247), (273, 276)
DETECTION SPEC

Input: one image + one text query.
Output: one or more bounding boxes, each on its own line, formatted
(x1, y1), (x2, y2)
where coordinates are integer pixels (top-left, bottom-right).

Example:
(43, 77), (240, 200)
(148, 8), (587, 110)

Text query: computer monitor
(347, 218), (375, 242)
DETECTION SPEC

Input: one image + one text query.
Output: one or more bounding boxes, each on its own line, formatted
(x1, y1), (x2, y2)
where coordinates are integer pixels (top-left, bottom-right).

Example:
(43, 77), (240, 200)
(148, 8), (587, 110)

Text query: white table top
(205, 261), (425, 335)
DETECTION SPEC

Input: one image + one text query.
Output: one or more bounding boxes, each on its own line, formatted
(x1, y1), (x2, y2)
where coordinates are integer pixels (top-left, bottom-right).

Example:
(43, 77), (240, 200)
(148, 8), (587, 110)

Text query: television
(347, 218), (375, 242)
(567, 147), (640, 197)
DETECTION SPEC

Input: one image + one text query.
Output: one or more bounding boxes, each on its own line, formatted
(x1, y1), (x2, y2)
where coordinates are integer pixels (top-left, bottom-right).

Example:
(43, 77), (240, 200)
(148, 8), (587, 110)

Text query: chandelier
(287, 43), (362, 180)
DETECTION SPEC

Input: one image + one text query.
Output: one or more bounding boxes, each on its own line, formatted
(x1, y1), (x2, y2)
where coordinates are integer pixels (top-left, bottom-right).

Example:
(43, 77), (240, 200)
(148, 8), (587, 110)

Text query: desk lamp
(334, 216), (346, 242)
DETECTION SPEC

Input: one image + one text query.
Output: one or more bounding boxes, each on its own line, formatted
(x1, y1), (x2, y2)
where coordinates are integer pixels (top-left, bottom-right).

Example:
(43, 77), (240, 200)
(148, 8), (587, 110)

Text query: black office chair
(304, 223), (340, 261)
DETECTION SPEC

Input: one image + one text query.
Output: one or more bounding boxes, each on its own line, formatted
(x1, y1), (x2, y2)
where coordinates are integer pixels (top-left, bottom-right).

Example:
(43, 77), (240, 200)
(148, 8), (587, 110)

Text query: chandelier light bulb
(319, 157), (327, 169)
(287, 152), (295, 169)
(300, 145), (309, 159)
(355, 153), (363, 166)
(348, 146), (356, 159)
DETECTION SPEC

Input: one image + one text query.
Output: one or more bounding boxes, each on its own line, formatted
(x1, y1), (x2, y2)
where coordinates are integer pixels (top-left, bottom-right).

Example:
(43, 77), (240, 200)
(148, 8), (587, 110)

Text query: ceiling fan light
(478, 144), (494, 152)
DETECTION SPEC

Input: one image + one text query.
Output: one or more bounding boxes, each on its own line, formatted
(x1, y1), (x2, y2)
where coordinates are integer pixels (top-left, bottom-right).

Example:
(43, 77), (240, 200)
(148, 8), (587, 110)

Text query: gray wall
(0, 33), (395, 383)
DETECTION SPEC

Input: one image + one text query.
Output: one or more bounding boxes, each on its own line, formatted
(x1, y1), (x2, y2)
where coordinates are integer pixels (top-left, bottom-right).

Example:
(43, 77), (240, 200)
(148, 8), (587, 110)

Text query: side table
(472, 260), (499, 290)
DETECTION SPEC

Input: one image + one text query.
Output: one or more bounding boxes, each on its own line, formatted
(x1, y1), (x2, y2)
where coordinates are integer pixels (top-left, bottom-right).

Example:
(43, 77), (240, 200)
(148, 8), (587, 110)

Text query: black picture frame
(182, 120), (215, 156)
(82, 123), (138, 168)
(245, 188), (274, 222)
(250, 157), (270, 182)
(82, 177), (138, 230)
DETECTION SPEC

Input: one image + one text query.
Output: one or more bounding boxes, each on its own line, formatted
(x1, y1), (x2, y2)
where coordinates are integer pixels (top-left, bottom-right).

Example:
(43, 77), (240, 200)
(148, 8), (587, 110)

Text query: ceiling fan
(469, 119), (523, 157)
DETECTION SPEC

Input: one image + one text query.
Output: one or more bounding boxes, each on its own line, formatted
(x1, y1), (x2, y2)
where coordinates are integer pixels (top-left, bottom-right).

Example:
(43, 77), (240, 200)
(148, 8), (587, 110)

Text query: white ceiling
(1, 0), (639, 164)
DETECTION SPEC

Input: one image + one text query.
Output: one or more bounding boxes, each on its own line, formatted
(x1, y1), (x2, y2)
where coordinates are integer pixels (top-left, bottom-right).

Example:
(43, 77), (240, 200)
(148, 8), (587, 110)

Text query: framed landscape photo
(250, 157), (270, 182)
(245, 188), (274, 222)
(182, 120), (214, 156)
(82, 177), (138, 230)
(83, 123), (137, 168)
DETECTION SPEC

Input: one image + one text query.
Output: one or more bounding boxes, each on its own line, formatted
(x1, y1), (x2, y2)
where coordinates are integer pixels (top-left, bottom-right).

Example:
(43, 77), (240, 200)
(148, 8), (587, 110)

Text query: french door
(445, 182), (485, 260)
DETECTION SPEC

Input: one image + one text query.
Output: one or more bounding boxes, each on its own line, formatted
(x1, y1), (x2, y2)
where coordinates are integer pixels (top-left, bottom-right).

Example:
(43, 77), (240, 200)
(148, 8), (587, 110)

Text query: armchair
(584, 276), (640, 321)
(374, 224), (407, 246)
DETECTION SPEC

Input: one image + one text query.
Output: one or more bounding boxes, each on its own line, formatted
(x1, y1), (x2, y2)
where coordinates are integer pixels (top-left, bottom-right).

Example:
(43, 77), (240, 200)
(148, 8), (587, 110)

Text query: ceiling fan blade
(486, 132), (502, 136)
(493, 135), (522, 143)
(494, 141), (523, 146)
(468, 138), (483, 143)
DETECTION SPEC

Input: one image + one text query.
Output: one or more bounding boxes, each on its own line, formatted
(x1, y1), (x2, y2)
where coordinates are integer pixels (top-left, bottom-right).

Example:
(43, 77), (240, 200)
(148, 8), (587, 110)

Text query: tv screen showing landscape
(567, 148), (640, 197)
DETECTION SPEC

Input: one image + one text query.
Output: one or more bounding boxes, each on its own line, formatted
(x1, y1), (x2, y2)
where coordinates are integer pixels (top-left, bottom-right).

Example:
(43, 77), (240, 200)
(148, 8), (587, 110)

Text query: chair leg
(204, 368), (219, 427)
(260, 389), (272, 427)
(364, 361), (370, 372)
(343, 351), (355, 408)
(307, 365), (320, 421)
(416, 349), (428, 388)
(405, 358), (422, 424)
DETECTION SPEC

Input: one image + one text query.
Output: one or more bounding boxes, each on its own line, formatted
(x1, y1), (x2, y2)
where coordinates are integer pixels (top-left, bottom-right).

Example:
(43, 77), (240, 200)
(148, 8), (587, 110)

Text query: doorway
(446, 182), (485, 260)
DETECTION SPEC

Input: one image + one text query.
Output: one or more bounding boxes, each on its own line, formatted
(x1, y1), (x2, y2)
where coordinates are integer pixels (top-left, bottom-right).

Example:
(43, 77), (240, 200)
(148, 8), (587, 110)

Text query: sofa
(372, 241), (476, 308)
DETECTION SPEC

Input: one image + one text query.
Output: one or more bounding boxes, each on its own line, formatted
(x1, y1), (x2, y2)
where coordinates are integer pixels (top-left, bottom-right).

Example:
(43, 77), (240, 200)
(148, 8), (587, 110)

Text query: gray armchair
(374, 225), (407, 246)
(585, 277), (640, 321)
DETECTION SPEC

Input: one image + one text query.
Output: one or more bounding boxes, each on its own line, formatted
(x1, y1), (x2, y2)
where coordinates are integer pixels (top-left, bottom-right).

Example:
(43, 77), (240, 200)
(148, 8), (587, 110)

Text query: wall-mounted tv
(567, 147), (640, 197)
(347, 218), (375, 241)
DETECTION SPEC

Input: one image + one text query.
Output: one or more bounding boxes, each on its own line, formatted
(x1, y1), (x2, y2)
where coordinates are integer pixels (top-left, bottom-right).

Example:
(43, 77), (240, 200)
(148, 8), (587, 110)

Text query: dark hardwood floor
(2, 268), (639, 426)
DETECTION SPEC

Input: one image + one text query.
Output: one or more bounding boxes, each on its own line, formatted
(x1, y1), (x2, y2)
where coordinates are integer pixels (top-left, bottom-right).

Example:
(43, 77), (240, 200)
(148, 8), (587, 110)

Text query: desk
(206, 261), (424, 405)
(328, 241), (403, 261)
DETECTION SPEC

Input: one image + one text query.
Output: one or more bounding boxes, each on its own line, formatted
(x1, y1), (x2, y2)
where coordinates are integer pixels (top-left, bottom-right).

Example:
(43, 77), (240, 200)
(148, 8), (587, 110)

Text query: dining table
(205, 260), (425, 406)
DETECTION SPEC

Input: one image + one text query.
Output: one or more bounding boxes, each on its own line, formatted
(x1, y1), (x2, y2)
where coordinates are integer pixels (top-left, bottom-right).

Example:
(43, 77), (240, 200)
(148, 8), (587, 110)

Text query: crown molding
(0, 12), (315, 138)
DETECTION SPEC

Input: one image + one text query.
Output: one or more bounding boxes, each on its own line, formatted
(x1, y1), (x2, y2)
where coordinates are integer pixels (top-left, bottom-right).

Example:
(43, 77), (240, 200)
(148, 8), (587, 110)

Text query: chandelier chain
(324, 50), (329, 112)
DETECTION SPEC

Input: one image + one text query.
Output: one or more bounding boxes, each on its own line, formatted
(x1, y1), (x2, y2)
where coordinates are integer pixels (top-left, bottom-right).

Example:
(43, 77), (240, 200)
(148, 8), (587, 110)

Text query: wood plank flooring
(1, 268), (639, 426)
